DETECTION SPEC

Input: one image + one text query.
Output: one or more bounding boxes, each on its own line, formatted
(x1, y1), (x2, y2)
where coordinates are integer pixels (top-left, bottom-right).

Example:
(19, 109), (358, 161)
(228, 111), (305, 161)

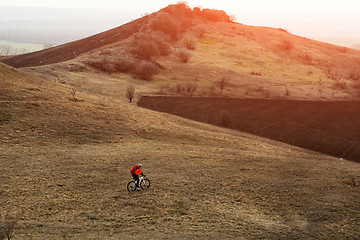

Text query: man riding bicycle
(130, 163), (145, 189)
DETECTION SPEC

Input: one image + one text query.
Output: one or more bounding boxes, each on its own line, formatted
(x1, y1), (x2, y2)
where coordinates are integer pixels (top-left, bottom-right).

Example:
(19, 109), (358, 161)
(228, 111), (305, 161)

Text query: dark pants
(132, 174), (139, 187)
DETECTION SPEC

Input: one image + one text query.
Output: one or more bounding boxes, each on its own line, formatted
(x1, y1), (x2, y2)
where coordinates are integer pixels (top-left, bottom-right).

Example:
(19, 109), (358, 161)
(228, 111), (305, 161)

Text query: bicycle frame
(135, 175), (145, 186)
(128, 175), (150, 192)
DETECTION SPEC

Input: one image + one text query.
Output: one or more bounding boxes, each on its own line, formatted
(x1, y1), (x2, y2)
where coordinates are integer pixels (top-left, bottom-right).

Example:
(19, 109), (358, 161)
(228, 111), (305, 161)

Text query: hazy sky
(1, 0), (359, 39)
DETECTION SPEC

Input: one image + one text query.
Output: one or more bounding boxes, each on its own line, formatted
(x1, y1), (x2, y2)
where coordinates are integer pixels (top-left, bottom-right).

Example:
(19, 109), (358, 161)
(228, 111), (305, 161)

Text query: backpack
(130, 165), (139, 174)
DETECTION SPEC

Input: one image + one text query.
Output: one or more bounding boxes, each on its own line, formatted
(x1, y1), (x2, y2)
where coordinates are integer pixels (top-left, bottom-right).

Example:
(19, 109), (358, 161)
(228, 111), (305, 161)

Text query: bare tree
(71, 88), (77, 101)
(0, 213), (16, 240)
(0, 45), (13, 56)
(126, 85), (135, 103)
(186, 83), (197, 96)
(229, 14), (237, 22)
(43, 43), (53, 49)
(216, 72), (232, 92)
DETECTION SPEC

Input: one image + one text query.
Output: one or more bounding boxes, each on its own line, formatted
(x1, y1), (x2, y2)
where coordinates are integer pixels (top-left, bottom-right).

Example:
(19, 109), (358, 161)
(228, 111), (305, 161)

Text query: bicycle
(127, 175), (151, 192)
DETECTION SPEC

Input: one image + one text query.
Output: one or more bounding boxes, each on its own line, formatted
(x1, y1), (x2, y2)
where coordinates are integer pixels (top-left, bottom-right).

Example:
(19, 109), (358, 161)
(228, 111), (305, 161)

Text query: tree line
(0, 44), (52, 56)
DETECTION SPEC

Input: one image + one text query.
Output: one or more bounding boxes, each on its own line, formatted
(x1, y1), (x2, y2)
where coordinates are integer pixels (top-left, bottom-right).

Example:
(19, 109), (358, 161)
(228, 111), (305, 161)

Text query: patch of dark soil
(138, 96), (360, 163)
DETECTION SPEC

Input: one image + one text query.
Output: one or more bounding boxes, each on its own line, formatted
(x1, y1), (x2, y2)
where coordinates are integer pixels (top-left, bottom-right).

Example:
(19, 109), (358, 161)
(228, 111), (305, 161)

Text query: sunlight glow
(0, 0), (359, 38)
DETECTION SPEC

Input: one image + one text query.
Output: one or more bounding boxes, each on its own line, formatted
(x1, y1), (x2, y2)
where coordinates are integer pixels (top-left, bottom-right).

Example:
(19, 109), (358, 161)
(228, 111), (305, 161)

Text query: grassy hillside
(1, 3), (360, 239)
(1, 60), (360, 239)
(2, 3), (360, 101)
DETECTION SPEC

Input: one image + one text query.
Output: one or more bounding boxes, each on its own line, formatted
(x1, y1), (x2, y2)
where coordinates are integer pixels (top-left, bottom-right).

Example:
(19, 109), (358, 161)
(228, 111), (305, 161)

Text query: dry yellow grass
(2, 5), (360, 238)
(1, 62), (360, 239)
(19, 18), (360, 101)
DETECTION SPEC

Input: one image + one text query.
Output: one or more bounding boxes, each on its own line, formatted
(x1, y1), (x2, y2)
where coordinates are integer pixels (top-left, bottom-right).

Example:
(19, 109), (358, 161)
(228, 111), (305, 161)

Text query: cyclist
(130, 163), (145, 189)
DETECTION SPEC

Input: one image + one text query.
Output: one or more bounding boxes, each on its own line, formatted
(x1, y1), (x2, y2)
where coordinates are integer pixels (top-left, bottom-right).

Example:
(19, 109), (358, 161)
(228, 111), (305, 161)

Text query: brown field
(1, 59), (360, 239)
(1, 3), (360, 239)
(138, 96), (360, 163)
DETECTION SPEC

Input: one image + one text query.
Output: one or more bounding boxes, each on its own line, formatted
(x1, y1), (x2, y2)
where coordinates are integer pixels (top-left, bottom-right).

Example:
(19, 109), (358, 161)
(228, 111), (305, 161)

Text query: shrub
(177, 48), (192, 63)
(251, 70), (262, 76)
(176, 83), (183, 93)
(159, 84), (169, 94)
(85, 57), (116, 74)
(193, 25), (206, 38)
(184, 37), (196, 50)
(280, 39), (294, 51)
(328, 72), (341, 81)
(349, 69), (360, 81)
(163, 2), (193, 19)
(255, 86), (271, 98)
(149, 12), (181, 41)
(102, 62), (117, 74)
(115, 59), (136, 73)
(135, 61), (159, 80)
(339, 47), (348, 53)
(151, 32), (172, 56)
(163, 3), (193, 32)
(193, 7), (202, 16)
(353, 82), (360, 89)
(132, 32), (171, 60)
(332, 80), (347, 90)
(132, 37), (161, 61)
(300, 53), (313, 64)
(86, 57), (135, 74)
(86, 55), (159, 81)
(201, 9), (230, 22)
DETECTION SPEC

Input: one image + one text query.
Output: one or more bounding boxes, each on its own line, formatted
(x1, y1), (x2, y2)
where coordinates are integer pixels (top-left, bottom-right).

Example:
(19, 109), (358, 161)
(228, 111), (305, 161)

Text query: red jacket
(130, 165), (143, 175)
(134, 168), (143, 176)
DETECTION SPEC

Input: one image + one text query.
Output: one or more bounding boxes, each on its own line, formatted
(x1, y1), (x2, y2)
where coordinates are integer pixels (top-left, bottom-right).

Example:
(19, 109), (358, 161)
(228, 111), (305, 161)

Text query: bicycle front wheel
(140, 178), (151, 190)
(127, 181), (137, 192)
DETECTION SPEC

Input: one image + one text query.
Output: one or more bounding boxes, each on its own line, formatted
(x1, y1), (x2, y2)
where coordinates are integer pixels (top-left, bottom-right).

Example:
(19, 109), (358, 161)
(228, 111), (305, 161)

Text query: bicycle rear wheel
(140, 178), (151, 190)
(127, 181), (136, 192)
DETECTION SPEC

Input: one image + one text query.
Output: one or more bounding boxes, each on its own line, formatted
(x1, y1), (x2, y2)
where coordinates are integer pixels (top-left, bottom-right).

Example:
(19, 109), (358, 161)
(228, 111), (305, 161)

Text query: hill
(1, 3), (360, 239)
(1, 53), (360, 239)
(1, 57), (360, 239)
(2, 3), (360, 101)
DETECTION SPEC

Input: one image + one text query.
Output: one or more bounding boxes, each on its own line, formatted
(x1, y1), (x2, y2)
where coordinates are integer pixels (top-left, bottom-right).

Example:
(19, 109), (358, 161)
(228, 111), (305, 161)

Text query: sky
(0, 0), (359, 43)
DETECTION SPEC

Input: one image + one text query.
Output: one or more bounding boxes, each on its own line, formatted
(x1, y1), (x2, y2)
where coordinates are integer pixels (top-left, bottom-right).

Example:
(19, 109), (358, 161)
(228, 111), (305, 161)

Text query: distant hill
(2, 3), (360, 101)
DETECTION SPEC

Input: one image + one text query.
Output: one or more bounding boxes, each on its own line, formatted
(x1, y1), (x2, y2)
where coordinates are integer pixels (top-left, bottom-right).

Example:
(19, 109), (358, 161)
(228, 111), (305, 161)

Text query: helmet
(138, 163), (143, 167)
